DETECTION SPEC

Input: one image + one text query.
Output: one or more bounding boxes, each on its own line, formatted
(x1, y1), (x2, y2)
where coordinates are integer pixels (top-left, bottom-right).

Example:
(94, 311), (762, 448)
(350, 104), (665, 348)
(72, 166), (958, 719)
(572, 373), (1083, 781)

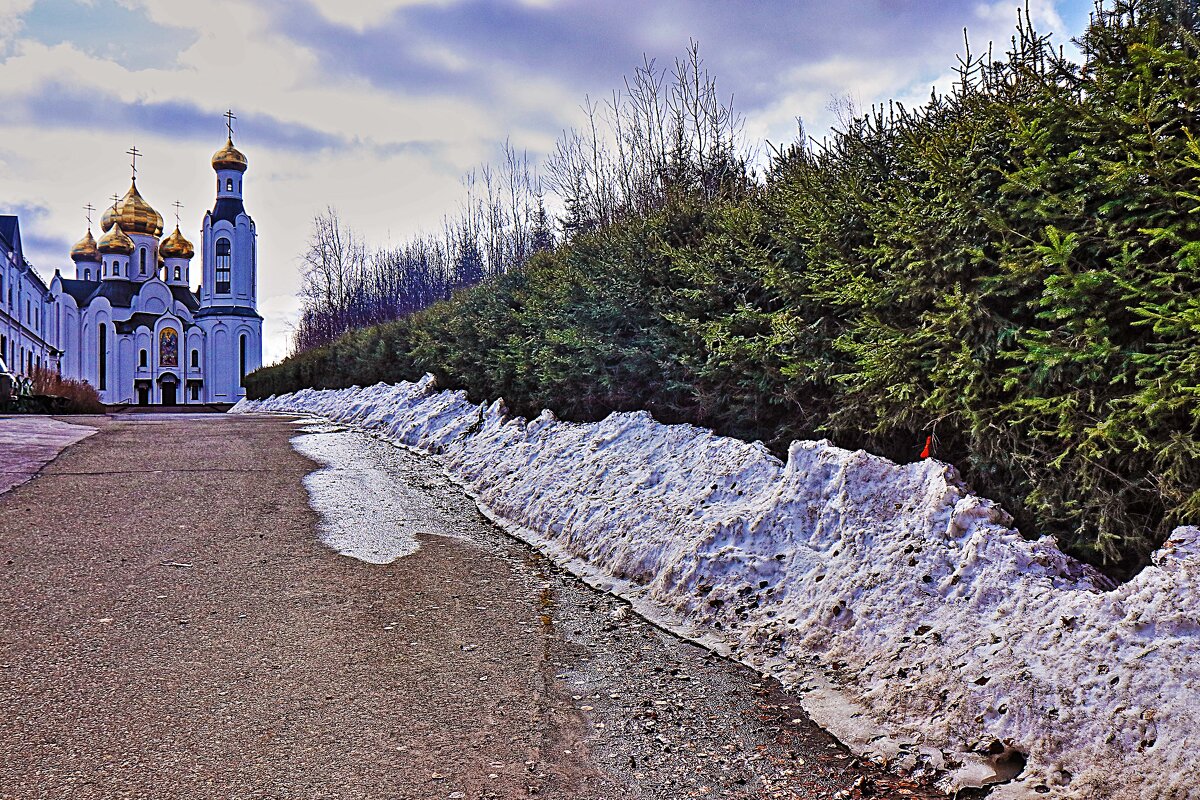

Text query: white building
(0, 217), (58, 377)
(45, 135), (262, 405)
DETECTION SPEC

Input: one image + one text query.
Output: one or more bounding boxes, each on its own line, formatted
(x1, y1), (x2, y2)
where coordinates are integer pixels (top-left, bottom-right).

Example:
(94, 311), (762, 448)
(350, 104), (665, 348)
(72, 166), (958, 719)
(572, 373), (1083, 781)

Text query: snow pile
(234, 379), (1200, 799)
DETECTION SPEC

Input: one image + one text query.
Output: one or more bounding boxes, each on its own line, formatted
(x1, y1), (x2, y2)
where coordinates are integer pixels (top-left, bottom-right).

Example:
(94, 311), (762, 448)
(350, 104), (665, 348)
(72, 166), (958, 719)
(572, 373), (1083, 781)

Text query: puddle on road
(291, 422), (477, 564)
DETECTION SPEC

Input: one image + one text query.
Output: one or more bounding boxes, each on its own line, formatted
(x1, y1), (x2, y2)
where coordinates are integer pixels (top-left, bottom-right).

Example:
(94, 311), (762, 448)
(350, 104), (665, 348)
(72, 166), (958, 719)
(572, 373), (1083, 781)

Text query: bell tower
(195, 110), (263, 402)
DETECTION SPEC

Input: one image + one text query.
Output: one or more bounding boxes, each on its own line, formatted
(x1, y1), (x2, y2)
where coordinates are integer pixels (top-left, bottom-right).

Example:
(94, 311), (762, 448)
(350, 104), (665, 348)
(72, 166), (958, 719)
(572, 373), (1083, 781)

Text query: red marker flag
(920, 435), (932, 459)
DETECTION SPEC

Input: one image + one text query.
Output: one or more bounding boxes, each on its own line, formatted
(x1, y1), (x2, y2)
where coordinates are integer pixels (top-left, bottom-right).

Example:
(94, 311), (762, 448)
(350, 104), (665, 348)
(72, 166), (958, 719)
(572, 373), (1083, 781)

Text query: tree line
(293, 144), (552, 352)
(262, 0), (1200, 576)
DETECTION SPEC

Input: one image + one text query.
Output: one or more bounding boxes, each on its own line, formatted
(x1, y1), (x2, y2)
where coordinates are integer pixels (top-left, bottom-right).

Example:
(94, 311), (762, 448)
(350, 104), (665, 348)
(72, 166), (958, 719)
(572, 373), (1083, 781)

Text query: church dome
(97, 223), (135, 255)
(160, 225), (194, 259)
(212, 138), (248, 173)
(70, 229), (101, 263)
(101, 181), (164, 237)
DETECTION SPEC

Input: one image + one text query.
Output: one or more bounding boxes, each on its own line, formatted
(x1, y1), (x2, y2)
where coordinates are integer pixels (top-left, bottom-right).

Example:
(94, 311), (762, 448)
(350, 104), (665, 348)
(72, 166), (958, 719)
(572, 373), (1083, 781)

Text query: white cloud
(302, 0), (460, 33)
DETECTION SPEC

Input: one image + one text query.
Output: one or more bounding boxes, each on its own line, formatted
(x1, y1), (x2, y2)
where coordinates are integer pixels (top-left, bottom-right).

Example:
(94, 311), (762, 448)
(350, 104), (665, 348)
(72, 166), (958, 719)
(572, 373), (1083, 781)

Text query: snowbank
(234, 379), (1200, 799)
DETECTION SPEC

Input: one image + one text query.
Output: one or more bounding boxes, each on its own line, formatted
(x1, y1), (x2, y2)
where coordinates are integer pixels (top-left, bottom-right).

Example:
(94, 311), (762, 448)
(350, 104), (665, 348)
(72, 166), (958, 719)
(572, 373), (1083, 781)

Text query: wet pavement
(0, 414), (945, 799)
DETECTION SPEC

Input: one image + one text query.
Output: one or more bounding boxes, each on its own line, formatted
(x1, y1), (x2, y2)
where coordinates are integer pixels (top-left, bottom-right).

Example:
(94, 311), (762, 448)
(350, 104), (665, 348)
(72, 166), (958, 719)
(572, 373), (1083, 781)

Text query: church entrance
(158, 374), (178, 407)
(136, 382), (150, 406)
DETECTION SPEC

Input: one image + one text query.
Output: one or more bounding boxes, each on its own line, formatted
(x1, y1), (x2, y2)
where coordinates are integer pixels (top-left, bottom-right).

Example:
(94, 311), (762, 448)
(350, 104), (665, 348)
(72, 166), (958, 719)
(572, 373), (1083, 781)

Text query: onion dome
(70, 229), (101, 263)
(101, 181), (164, 236)
(159, 225), (195, 260)
(211, 137), (248, 172)
(100, 204), (114, 233)
(97, 223), (135, 255)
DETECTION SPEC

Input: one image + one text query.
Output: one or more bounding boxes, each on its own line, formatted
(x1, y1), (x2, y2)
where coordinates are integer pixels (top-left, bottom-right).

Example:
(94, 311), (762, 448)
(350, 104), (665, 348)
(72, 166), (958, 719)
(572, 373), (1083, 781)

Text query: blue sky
(0, 0), (1095, 363)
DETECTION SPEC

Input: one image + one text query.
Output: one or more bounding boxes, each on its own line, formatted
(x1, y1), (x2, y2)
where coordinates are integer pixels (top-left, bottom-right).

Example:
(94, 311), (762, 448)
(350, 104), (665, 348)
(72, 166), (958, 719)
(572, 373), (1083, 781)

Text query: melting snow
(235, 378), (1200, 798)
(293, 429), (422, 564)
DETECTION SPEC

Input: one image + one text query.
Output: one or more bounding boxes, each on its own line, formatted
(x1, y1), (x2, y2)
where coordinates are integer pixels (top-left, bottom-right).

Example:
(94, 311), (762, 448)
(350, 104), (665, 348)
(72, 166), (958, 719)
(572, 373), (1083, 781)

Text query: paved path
(0, 415), (97, 495)
(0, 414), (942, 799)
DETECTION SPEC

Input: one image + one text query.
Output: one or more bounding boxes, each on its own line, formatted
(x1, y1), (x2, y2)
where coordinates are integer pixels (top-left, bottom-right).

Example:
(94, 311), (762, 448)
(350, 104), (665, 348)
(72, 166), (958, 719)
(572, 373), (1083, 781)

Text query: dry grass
(29, 366), (105, 413)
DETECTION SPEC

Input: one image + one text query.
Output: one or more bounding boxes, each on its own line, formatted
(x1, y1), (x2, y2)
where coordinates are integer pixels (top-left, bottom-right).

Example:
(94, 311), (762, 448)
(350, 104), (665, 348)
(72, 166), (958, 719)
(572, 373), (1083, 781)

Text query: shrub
(29, 366), (105, 414)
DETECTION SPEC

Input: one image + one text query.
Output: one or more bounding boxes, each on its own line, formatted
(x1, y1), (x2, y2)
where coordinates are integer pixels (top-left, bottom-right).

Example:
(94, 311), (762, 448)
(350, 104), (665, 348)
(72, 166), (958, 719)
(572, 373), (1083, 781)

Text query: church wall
(65, 305), (81, 378)
(130, 234), (158, 282)
(84, 304), (112, 401)
(234, 320), (262, 386)
(186, 329), (204, 390)
(116, 335), (135, 404)
(233, 220), (255, 303)
(209, 324), (230, 402)
(135, 329), (151, 385)
(80, 320), (91, 386)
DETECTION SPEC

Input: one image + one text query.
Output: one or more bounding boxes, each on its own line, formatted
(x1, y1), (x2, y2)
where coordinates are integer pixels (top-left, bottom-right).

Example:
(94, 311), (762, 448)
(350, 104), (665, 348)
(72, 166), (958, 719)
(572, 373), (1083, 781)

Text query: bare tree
(546, 41), (752, 230)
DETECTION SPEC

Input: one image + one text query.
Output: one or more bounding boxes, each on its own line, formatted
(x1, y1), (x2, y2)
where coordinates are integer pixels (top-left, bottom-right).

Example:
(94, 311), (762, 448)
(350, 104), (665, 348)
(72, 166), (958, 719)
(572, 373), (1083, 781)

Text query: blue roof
(170, 285), (200, 311)
(210, 197), (246, 226)
(195, 305), (261, 320)
(60, 278), (100, 304)
(0, 215), (22, 258)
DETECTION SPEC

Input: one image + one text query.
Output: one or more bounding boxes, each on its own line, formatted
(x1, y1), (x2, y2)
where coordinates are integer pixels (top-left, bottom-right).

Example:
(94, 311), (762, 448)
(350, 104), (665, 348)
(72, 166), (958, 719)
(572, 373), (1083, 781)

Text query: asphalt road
(0, 414), (943, 800)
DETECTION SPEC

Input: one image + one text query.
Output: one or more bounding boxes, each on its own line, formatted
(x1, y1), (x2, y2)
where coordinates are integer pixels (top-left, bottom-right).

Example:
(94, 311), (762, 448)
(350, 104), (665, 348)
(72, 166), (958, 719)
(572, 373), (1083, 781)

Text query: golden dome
(160, 225), (194, 260)
(101, 181), (164, 237)
(97, 223), (135, 255)
(211, 137), (248, 173)
(70, 229), (101, 262)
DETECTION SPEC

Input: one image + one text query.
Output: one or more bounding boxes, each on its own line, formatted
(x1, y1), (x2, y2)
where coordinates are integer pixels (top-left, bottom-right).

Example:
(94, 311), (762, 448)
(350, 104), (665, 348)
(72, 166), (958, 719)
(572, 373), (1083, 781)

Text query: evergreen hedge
(248, 1), (1200, 575)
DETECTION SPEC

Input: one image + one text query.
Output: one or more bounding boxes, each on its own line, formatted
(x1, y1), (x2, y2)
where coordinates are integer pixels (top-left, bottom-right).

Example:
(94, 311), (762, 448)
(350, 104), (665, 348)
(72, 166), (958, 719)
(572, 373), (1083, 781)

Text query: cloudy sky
(1, 0), (1094, 364)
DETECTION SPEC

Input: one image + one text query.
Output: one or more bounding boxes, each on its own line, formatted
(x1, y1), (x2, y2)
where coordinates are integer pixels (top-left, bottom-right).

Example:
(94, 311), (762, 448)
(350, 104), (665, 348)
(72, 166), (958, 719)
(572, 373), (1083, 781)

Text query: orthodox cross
(110, 193), (120, 210)
(126, 145), (142, 180)
(224, 109), (237, 140)
(172, 200), (184, 226)
(83, 203), (95, 228)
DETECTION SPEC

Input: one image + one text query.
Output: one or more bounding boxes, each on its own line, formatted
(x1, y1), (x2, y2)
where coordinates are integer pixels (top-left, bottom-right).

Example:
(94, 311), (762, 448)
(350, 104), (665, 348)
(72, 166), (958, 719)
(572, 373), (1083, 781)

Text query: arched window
(226, 178), (234, 192)
(174, 266), (181, 281)
(139, 248), (147, 275)
(98, 324), (107, 391)
(84, 269), (91, 280)
(139, 349), (147, 368)
(191, 349), (199, 368)
(215, 238), (232, 293)
(239, 334), (247, 382)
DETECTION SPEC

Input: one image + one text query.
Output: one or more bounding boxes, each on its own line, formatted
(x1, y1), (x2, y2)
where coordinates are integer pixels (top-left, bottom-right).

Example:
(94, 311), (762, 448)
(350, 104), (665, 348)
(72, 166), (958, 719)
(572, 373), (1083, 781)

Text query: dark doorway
(161, 381), (177, 406)
(137, 384), (149, 406)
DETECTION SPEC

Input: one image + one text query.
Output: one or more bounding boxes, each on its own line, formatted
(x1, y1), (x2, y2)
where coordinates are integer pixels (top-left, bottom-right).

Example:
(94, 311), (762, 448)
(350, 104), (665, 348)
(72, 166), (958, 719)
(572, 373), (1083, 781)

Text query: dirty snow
(234, 378), (1200, 799)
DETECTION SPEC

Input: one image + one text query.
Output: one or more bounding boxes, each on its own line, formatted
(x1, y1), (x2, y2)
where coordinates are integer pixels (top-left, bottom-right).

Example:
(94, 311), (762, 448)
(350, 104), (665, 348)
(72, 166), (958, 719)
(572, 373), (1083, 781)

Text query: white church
(38, 133), (263, 405)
